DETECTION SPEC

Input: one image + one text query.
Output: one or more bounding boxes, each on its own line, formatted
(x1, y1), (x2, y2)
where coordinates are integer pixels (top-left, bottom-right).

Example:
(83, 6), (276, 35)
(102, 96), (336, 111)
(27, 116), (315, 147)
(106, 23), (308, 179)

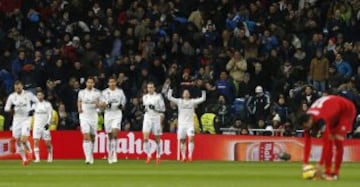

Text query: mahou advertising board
(1, 131), (360, 162)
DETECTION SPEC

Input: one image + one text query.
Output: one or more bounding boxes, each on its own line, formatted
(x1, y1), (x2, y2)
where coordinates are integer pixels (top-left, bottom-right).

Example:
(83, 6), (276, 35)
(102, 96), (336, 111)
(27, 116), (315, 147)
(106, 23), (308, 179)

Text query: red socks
(334, 139), (344, 175)
(324, 140), (333, 175)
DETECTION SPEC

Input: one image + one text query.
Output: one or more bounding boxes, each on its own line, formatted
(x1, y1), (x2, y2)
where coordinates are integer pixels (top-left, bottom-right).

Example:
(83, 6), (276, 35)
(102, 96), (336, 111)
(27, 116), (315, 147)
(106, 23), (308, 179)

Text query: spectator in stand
(246, 86), (271, 128)
(215, 71), (236, 103)
(226, 50), (247, 82)
(309, 49), (329, 92)
(334, 53), (353, 78)
(300, 85), (319, 107)
(272, 94), (292, 125)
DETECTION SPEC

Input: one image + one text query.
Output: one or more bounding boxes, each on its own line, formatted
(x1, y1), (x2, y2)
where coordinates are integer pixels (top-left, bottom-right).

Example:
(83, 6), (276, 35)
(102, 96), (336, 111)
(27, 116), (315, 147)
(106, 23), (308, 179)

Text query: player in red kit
(298, 95), (356, 180)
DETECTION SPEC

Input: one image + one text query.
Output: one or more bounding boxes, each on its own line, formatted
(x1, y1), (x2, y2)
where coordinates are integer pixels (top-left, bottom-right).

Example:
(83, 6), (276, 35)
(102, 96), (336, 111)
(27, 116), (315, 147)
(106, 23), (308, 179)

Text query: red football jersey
(307, 95), (356, 133)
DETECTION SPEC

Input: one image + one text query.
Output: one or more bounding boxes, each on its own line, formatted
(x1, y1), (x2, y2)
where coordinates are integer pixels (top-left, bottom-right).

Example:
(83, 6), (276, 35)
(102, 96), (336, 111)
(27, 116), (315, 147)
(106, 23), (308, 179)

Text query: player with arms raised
(33, 89), (53, 163)
(100, 77), (126, 164)
(78, 77), (101, 164)
(142, 82), (165, 164)
(298, 95), (356, 180)
(4, 81), (37, 165)
(167, 89), (206, 162)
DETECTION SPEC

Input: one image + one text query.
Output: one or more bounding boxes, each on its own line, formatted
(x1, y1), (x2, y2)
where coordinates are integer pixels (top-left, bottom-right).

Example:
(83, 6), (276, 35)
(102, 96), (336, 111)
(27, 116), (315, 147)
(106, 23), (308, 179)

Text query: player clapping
(78, 77), (101, 164)
(100, 77), (126, 164)
(33, 89), (53, 163)
(167, 89), (206, 162)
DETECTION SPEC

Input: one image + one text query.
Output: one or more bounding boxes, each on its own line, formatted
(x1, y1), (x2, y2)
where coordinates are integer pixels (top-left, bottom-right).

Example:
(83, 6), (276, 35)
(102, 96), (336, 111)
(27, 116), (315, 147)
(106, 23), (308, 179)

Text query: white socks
(83, 140), (93, 163)
(188, 142), (194, 158)
(143, 140), (161, 158)
(143, 140), (150, 158)
(180, 142), (186, 160)
(111, 139), (117, 161)
(17, 143), (26, 161)
(34, 147), (40, 161)
(47, 145), (53, 162)
(25, 141), (32, 153)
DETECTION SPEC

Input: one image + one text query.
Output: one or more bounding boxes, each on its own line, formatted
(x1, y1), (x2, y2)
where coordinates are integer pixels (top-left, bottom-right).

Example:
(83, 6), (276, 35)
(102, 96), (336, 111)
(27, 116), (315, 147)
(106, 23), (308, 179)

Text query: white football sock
(47, 145), (53, 161)
(188, 141), (194, 158)
(34, 147), (40, 161)
(17, 143), (26, 161)
(180, 142), (186, 160)
(25, 141), (32, 153)
(107, 138), (112, 160)
(143, 140), (150, 157)
(156, 142), (161, 158)
(111, 139), (117, 160)
(82, 141), (91, 162)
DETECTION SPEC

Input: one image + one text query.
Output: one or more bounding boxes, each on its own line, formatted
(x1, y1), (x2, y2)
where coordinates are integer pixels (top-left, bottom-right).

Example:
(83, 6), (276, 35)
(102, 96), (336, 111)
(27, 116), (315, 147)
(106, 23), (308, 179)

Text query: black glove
(44, 124), (49, 130)
(107, 103), (112, 108)
(118, 104), (123, 110)
(149, 104), (155, 110)
(28, 109), (35, 116)
(10, 104), (15, 110)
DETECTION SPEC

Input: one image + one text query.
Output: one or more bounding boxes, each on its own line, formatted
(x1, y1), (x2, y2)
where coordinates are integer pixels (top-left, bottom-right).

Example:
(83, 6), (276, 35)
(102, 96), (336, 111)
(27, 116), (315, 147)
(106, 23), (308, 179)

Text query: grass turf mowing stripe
(0, 160), (359, 187)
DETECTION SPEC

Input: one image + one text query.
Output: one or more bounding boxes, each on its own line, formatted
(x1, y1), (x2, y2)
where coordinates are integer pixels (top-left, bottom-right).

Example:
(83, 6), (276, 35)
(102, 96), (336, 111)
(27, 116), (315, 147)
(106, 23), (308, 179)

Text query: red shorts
(330, 107), (356, 136)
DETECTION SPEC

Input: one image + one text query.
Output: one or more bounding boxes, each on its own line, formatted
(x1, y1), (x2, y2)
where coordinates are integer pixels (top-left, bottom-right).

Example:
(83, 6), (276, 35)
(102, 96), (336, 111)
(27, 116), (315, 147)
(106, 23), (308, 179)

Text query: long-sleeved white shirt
(78, 88), (101, 117)
(34, 100), (53, 126)
(5, 90), (37, 118)
(142, 92), (165, 117)
(167, 89), (206, 126)
(101, 87), (127, 119)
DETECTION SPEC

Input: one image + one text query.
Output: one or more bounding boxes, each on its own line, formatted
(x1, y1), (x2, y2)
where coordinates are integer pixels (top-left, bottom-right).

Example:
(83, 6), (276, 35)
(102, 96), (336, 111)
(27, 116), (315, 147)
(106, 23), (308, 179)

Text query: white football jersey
(5, 90), (37, 118)
(101, 87), (126, 119)
(167, 90), (206, 126)
(78, 88), (101, 117)
(142, 93), (165, 117)
(34, 100), (53, 126)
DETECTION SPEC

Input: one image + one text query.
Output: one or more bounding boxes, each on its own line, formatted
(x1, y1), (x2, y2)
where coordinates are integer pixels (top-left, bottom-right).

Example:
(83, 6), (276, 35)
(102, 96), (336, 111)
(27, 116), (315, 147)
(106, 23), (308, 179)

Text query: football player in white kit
(33, 90), (53, 163)
(78, 77), (101, 164)
(142, 82), (165, 164)
(100, 77), (126, 164)
(167, 89), (206, 162)
(4, 81), (37, 165)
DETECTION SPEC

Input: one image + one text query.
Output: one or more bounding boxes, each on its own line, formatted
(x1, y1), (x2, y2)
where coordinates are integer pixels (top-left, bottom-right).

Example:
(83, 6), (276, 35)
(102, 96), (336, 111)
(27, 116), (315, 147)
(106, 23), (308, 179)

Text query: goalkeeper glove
(149, 104), (155, 110)
(28, 109), (35, 117)
(44, 124), (49, 130)
(10, 104), (15, 110)
(118, 104), (123, 110)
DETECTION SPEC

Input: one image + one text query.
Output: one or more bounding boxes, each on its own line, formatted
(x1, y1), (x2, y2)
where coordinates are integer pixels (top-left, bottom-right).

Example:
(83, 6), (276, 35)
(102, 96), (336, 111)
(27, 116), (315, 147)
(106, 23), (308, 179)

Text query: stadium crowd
(1, 0), (360, 137)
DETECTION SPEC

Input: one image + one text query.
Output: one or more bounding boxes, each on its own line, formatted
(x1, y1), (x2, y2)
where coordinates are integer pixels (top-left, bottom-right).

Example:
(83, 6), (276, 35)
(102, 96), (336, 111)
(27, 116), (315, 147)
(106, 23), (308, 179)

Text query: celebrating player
(167, 89), (206, 162)
(298, 95), (356, 180)
(100, 77), (126, 164)
(142, 82), (165, 164)
(78, 77), (101, 164)
(33, 89), (53, 163)
(4, 81), (37, 165)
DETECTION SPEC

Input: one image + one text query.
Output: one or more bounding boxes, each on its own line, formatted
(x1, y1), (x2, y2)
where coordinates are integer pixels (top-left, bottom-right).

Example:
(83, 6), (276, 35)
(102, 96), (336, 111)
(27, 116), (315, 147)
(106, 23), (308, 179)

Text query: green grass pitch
(0, 160), (359, 187)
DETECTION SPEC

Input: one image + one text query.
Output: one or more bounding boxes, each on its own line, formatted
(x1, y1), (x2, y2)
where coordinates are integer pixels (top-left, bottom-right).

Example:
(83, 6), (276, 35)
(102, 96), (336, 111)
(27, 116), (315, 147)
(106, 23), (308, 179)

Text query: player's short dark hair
(86, 76), (95, 81)
(108, 75), (117, 81)
(35, 87), (44, 94)
(14, 80), (23, 85)
(147, 81), (155, 86)
(297, 113), (311, 127)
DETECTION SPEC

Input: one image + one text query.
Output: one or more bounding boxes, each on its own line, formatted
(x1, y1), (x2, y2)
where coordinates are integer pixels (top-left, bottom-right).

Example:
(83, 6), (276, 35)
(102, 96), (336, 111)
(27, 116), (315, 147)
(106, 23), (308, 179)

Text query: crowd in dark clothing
(1, 0), (360, 137)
